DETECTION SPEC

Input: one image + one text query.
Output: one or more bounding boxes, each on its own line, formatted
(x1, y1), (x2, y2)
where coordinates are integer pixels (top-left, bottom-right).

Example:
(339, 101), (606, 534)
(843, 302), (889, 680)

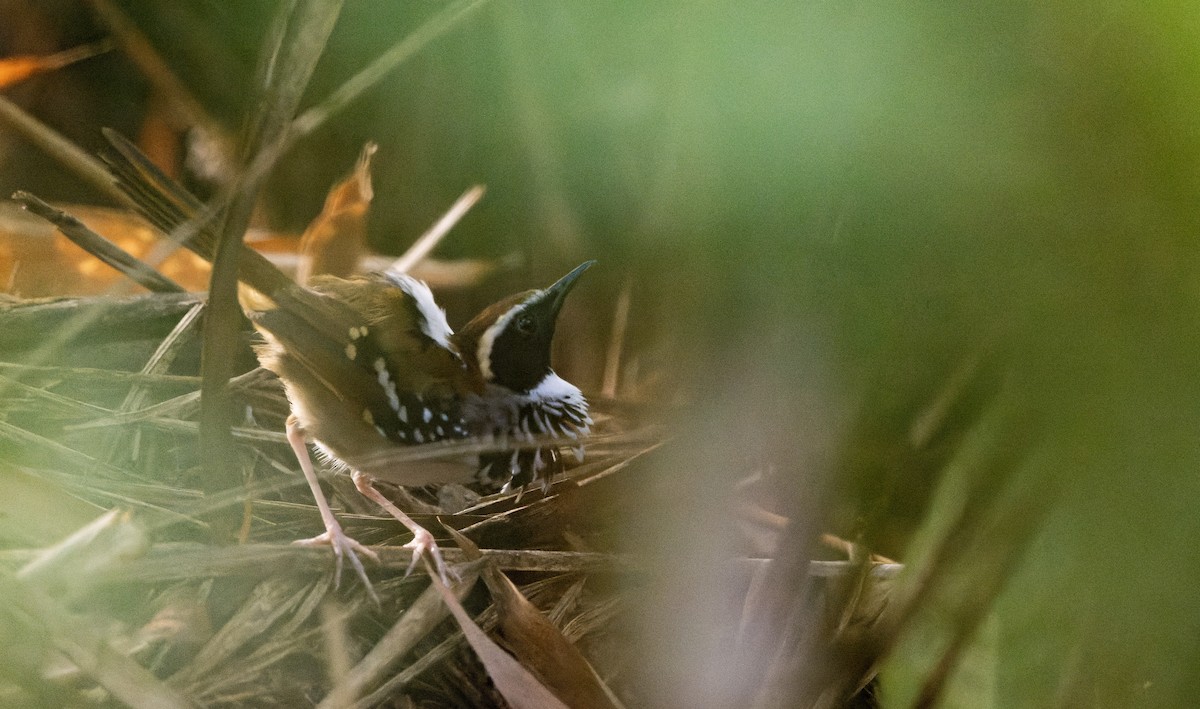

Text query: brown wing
(248, 277), (469, 445)
(306, 274), (467, 391)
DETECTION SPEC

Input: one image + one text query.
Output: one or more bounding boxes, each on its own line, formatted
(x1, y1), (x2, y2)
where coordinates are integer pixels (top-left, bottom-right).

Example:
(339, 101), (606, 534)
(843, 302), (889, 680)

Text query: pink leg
(351, 471), (455, 584)
(286, 417), (380, 603)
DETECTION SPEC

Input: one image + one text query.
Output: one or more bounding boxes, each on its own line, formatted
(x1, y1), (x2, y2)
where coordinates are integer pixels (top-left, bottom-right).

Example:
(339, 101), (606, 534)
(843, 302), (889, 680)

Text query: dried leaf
(447, 527), (624, 709)
(426, 553), (569, 709)
(0, 40), (112, 89)
(296, 142), (376, 284)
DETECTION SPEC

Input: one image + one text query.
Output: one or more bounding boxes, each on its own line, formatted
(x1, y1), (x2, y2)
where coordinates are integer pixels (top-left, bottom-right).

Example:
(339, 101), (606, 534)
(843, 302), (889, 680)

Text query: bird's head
(456, 261), (595, 395)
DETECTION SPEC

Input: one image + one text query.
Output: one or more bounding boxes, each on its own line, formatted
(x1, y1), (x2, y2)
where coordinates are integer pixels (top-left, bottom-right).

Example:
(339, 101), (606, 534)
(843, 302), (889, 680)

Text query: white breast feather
(526, 371), (585, 408)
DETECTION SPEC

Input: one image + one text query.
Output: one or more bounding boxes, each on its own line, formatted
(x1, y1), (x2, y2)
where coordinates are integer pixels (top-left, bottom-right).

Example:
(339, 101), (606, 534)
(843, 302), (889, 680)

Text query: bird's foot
(294, 522), (380, 604)
(402, 525), (457, 586)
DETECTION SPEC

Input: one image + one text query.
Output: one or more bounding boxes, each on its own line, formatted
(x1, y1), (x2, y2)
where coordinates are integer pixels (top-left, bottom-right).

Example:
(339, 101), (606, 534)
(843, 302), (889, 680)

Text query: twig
(198, 1), (343, 491)
(0, 94), (128, 202)
(290, 0), (489, 141)
(12, 191), (186, 293)
(319, 564), (481, 708)
(389, 185), (486, 275)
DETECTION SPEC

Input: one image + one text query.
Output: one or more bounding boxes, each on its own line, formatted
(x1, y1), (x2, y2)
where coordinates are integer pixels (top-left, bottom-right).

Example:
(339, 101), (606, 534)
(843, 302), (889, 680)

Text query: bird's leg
(350, 471), (455, 585)
(286, 416), (380, 603)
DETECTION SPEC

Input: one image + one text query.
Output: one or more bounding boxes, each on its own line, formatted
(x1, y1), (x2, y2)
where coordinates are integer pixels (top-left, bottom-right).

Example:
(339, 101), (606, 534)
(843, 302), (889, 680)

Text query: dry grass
(13, 3), (1166, 707)
(0, 286), (671, 706)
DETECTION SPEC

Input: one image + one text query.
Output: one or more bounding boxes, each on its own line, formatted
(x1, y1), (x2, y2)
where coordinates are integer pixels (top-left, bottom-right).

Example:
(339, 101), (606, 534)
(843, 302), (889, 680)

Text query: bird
(99, 130), (594, 590)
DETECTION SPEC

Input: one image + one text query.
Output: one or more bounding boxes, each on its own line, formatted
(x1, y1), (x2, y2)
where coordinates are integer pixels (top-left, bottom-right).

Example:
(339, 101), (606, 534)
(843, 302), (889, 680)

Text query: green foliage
(5, 1), (1200, 705)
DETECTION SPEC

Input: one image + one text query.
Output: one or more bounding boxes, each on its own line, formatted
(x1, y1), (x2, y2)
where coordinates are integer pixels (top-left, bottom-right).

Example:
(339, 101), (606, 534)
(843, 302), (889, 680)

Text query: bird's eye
(514, 313), (535, 336)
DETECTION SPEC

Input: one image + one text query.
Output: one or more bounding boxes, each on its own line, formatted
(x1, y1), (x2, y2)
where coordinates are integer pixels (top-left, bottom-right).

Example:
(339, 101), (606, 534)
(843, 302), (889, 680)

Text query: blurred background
(4, 1), (1200, 706)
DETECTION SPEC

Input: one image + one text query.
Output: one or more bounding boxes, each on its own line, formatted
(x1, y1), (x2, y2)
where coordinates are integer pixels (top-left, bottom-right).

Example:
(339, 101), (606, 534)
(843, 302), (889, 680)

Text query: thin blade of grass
(389, 185), (486, 275)
(318, 564), (481, 708)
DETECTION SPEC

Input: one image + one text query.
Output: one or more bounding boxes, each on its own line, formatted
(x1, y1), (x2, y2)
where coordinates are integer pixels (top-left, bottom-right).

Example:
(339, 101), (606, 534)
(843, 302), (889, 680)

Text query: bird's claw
(295, 527), (381, 604)
(402, 527), (458, 586)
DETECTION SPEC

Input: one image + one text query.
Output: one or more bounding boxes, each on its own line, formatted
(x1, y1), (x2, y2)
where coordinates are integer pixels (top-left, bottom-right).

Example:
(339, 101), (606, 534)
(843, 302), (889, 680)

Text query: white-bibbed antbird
(100, 130), (593, 591)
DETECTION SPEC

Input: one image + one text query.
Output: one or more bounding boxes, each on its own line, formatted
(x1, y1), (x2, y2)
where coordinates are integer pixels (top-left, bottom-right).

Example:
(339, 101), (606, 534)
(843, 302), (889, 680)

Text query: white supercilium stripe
(476, 293), (539, 381)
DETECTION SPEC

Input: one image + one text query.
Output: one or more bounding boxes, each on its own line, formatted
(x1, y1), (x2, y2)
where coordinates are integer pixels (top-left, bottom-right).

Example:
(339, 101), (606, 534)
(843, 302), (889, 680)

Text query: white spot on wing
(373, 358), (401, 412)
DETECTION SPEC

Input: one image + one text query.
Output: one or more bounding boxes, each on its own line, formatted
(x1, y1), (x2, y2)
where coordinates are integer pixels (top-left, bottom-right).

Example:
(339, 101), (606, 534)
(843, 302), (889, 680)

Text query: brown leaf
(0, 40), (112, 89)
(295, 142), (376, 284)
(426, 557), (570, 709)
(445, 527), (624, 709)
